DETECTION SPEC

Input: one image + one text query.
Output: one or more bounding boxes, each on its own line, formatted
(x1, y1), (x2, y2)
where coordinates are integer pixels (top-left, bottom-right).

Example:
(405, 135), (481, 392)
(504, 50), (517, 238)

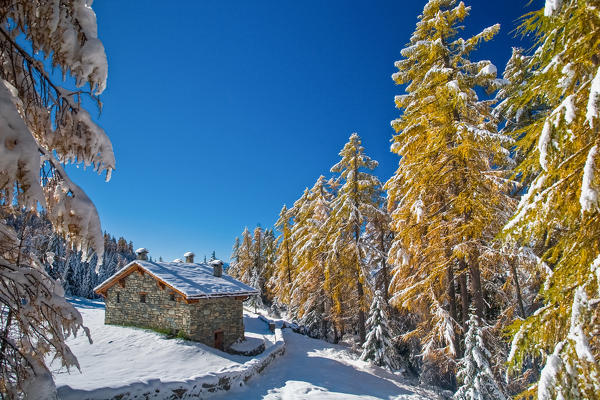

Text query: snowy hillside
(51, 299), (441, 399)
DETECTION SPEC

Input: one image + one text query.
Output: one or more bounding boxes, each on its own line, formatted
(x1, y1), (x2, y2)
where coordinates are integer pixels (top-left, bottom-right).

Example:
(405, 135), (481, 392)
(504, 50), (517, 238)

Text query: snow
(95, 260), (259, 298)
(537, 341), (565, 400)
(539, 120), (552, 171)
(218, 329), (437, 400)
(586, 66), (600, 127)
(544, 0), (563, 16)
(54, 299), (437, 400)
(183, 251), (194, 257)
(580, 145), (599, 213)
(0, 80), (45, 209)
(591, 254), (600, 294)
(567, 287), (595, 363)
(480, 63), (497, 76)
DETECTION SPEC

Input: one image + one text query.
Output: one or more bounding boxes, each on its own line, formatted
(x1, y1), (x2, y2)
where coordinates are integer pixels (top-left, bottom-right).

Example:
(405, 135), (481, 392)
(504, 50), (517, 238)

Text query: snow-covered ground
(216, 328), (437, 400)
(53, 298), (439, 399)
(50, 297), (262, 390)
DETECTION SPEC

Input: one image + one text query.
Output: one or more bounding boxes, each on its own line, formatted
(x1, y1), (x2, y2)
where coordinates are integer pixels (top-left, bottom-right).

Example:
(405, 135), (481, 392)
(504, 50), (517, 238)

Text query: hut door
(214, 330), (224, 350)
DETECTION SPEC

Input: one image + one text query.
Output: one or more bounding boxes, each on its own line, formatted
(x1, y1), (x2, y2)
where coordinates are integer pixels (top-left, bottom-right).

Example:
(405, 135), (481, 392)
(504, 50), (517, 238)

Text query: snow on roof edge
(94, 260), (259, 298)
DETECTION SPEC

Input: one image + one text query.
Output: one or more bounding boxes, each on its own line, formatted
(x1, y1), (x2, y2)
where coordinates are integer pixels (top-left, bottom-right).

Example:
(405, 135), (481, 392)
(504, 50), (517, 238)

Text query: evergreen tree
(454, 313), (506, 400)
(329, 133), (383, 344)
(386, 0), (513, 377)
(209, 250), (216, 262)
(499, 1), (600, 398)
(360, 290), (399, 371)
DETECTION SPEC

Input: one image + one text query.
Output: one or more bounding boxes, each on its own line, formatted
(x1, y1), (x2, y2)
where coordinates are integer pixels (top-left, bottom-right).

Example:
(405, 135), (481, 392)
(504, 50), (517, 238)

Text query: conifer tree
(269, 205), (295, 304)
(329, 133), (383, 344)
(500, 2), (600, 397)
(290, 177), (334, 338)
(360, 290), (399, 371)
(229, 227), (253, 282)
(0, 2), (112, 396)
(454, 313), (507, 400)
(386, 0), (513, 376)
(262, 229), (278, 303)
(231, 237), (240, 264)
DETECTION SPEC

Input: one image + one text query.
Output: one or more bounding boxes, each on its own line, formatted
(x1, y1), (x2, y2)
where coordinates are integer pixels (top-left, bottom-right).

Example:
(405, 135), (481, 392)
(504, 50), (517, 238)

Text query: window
(140, 293), (146, 303)
(169, 293), (175, 301)
(116, 293), (120, 303)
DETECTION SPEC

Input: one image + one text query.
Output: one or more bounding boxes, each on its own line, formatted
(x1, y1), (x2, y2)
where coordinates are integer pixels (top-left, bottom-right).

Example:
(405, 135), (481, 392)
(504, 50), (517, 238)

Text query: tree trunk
(469, 253), (485, 318)
(509, 257), (526, 318)
(352, 152), (366, 344)
(458, 261), (469, 327)
(380, 229), (390, 303)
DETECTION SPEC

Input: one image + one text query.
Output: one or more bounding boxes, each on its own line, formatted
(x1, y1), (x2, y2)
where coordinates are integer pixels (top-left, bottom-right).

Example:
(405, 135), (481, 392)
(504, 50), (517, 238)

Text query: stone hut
(94, 250), (258, 350)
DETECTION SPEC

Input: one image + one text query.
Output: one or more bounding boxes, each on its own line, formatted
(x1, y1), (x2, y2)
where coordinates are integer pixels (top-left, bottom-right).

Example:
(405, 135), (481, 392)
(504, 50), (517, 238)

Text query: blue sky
(69, 0), (543, 262)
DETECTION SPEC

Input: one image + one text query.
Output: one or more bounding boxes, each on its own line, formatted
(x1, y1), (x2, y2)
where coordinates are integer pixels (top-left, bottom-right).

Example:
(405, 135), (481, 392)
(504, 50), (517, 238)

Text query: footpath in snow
(53, 298), (440, 399)
(215, 323), (438, 400)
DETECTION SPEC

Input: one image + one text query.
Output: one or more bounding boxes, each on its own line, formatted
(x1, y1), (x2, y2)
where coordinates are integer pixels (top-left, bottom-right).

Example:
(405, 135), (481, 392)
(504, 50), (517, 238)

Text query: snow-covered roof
(94, 260), (259, 299)
(183, 251), (194, 257)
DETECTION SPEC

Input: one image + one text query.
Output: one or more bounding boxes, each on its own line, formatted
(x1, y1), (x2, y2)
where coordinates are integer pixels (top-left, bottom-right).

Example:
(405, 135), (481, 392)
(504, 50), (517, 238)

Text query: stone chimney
(135, 248), (149, 261)
(184, 251), (195, 263)
(210, 259), (223, 277)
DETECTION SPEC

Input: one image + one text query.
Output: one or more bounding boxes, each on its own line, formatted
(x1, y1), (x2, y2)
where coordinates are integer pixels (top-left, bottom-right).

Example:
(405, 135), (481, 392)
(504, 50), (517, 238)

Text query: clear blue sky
(68, 0), (543, 262)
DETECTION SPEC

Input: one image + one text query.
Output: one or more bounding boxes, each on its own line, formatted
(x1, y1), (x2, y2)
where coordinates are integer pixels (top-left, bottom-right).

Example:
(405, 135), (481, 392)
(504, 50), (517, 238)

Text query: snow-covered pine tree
(209, 250), (216, 262)
(454, 313), (507, 400)
(385, 0), (514, 379)
(328, 133), (383, 344)
(0, 1), (112, 397)
(360, 290), (399, 371)
(500, 2), (600, 398)
(269, 205), (295, 305)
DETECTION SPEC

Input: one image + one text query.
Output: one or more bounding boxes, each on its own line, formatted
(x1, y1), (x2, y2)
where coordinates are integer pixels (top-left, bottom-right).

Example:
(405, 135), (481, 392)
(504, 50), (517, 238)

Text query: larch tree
(500, 1), (600, 398)
(0, 1), (112, 397)
(385, 0), (514, 380)
(269, 205), (295, 305)
(289, 176), (334, 338)
(329, 133), (383, 344)
(229, 227), (253, 282)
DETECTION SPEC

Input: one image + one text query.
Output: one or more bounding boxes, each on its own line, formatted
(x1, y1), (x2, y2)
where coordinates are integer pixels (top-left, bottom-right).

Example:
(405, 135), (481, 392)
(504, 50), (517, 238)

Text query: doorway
(214, 330), (224, 351)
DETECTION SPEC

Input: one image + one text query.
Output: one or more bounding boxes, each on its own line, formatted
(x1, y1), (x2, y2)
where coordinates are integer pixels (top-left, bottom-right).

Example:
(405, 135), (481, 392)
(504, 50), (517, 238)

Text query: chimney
(135, 248), (149, 261)
(210, 259), (223, 277)
(184, 251), (195, 263)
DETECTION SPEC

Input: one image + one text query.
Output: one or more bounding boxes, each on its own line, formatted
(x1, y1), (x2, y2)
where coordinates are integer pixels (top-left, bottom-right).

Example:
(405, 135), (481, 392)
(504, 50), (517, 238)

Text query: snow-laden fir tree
(269, 205), (295, 305)
(499, 1), (600, 398)
(328, 133), (383, 344)
(385, 0), (514, 378)
(0, 1), (112, 397)
(454, 313), (506, 400)
(360, 290), (399, 371)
